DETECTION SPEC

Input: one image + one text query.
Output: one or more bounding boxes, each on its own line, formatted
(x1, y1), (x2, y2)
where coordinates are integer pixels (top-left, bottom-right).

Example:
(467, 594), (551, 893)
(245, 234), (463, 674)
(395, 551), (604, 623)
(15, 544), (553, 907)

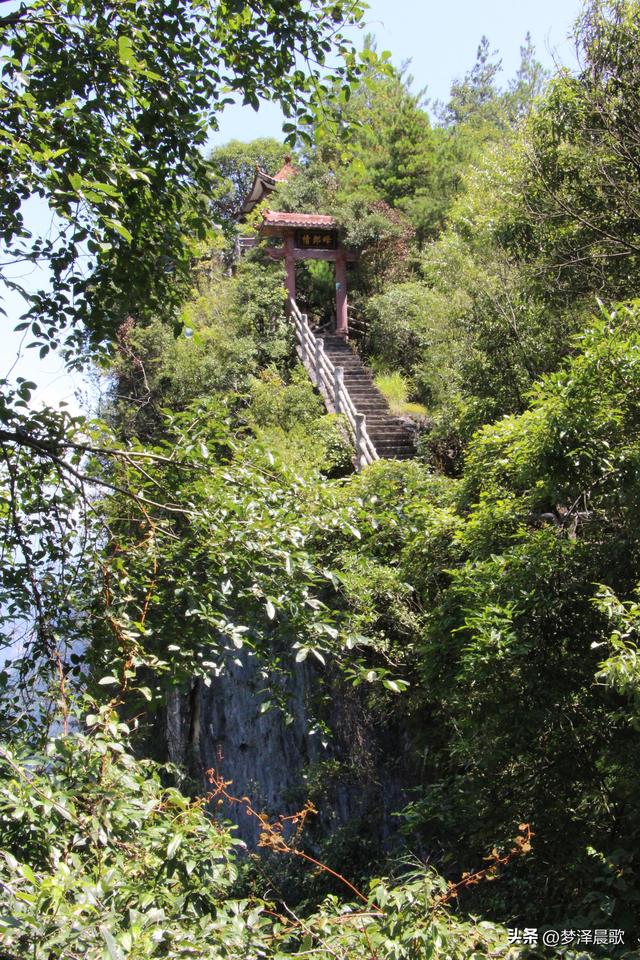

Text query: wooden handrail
(289, 297), (378, 469)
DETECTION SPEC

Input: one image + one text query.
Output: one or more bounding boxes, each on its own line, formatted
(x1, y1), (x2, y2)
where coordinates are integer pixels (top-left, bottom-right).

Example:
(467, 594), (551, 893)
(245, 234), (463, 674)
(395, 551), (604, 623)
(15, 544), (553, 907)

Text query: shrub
(375, 371), (428, 416)
(247, 366), (324, 431)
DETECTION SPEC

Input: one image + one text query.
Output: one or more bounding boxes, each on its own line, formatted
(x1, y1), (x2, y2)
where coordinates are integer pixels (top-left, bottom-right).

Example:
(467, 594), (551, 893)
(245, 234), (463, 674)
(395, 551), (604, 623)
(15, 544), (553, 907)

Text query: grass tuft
(374, 372), (428, 417)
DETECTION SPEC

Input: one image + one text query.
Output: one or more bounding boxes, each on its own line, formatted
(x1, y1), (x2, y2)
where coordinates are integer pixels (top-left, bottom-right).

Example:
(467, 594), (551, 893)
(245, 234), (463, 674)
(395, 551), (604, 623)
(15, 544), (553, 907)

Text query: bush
(366, 283), (432, 376)
(374, 371), (428, 416)
(248, 366), (324, 431)
(412, 305), (640, 928)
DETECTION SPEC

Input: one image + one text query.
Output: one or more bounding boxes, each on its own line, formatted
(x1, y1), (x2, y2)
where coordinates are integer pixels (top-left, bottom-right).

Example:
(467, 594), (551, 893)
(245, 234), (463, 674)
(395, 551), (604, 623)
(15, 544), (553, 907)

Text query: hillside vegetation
(3, 1), (640, 958)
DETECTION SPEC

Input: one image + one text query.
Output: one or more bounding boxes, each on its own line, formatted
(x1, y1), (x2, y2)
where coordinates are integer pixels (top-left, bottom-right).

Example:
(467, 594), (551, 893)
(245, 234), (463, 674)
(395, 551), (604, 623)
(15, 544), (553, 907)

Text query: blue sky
(209, 0), (584, 147)
(5, 0), (585, 408)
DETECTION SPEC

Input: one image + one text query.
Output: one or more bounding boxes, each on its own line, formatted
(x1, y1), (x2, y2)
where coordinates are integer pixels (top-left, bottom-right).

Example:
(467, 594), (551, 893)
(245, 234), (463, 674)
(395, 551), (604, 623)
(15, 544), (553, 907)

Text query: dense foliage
(7, 0), (640, 957)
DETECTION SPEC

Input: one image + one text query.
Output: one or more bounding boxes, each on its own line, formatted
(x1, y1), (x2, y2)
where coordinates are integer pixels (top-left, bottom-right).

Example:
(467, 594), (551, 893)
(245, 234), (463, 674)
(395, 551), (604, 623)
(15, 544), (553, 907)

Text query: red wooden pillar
(335, 249), (348, 337)
(284, 233), (296, 309)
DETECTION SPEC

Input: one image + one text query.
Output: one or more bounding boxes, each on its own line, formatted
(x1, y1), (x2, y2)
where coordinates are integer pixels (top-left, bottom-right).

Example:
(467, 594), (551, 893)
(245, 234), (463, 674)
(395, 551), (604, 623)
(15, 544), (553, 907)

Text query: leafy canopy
(1, 0), (366, 358)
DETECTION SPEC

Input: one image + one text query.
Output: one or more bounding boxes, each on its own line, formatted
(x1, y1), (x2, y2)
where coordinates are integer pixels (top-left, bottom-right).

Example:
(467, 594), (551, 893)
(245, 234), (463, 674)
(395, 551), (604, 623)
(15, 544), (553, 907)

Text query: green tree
(410, 308), (640, 928)
(0, 717), (519, 959)
(0, 0), (368, 702)
(0, 714), (257, 959)
(207, 138), (289, 228)
(505, 32), (549, 121)
(1, 0), (366, 358)
(512, 0), (640, 306)
(442, 36), (504, 129)
(296, 41), (451, 242)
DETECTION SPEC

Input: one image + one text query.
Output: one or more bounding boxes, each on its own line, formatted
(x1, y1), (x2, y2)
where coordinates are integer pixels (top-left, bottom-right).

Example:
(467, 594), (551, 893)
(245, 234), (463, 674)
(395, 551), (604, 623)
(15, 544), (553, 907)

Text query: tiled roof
(273, 161), (297, 182)
(261, 210), (337, 228)
(239, 157), (296, 217)
(255, 168), (276, 186)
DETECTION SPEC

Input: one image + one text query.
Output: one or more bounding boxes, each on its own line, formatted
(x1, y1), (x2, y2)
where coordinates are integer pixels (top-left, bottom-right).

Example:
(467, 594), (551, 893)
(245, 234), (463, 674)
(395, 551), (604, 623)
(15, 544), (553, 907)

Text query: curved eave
(239, 167), (277, 217)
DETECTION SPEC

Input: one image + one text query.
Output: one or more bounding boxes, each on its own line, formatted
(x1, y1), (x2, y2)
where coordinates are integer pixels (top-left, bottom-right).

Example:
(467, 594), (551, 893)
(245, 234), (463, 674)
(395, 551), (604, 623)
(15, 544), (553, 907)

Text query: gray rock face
(201, 651), (320, 845)
(165, 652), (321, 844)
(163, 653), (415, 848)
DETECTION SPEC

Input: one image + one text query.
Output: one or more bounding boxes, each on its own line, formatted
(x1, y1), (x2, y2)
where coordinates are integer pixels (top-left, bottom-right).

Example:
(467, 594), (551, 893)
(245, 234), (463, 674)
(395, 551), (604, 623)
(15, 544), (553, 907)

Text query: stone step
(346, 395), (387, 404)
(364, 417), (408, 426)
(371, 436), (415, 447)
(376, 453), (416, 460)
(353, 405), (390, 413)
(351, 397), (386, 404)
(344, 404), (389, 412)
(350, 395), (385, 401)
(366, 424), (408, 433)
(369, 434), (415, 445)
(301, 327), (419, 462)
(370, 430), (415, 439)
(347, 393), (386, 401)
(335, 376), (374, 384)
(374, 448), (416, 457)
(375, 450), (416, 460)
(351, 407), (390, 415)
(371, 439), (410, 446)
(367, 422), (413, 433)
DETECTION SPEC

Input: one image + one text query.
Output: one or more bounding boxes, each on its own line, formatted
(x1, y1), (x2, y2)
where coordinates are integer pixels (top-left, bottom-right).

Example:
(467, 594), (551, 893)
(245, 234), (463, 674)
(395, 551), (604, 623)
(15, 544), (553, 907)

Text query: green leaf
(117, 35), (136, 67)
(167, 834), (182, 858)
(104, 218), (133, 243)
(19, 862), (37, 884)
(88, 181), (120, 197)
(100, 926), (124, 960)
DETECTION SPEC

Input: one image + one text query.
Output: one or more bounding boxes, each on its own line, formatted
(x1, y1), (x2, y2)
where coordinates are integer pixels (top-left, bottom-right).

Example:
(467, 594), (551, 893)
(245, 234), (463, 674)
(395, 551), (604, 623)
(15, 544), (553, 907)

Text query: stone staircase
(320, 334), (416, 461)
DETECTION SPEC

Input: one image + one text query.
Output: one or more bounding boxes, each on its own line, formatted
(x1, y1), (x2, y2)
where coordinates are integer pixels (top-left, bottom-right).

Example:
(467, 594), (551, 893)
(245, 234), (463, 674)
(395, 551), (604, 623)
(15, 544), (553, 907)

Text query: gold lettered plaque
(295, 230), (337, 250)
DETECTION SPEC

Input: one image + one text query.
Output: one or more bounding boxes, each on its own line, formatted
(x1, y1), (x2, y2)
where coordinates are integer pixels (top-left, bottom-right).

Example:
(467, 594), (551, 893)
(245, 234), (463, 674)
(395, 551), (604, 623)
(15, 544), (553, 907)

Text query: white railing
(289, 298), (378, 470)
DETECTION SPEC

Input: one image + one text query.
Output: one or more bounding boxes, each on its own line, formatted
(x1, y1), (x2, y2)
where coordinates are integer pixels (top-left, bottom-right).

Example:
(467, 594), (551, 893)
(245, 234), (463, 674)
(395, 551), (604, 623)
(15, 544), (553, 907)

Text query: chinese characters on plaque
(294, 230), (337, 250)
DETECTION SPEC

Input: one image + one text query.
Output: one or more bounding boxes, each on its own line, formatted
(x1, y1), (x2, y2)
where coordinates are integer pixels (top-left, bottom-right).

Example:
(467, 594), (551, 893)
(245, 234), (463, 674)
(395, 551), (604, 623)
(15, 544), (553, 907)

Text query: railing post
(300, 313), (308, 363)
(315, 337), (324, 387)
(333, 366), (343, 414)
(355, 413), (366, 471)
